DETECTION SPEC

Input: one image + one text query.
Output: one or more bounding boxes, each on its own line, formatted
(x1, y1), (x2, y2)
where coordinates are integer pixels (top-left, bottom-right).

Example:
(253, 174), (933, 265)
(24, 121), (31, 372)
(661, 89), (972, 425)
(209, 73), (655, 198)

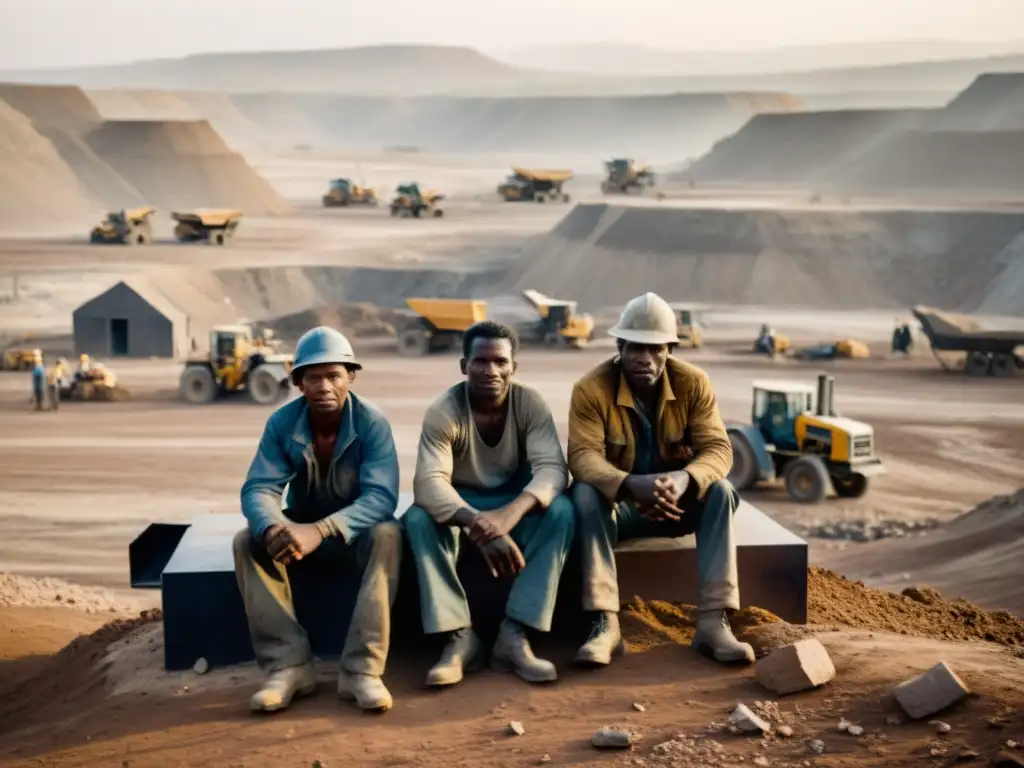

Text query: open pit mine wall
(506, 203), (1024, 315)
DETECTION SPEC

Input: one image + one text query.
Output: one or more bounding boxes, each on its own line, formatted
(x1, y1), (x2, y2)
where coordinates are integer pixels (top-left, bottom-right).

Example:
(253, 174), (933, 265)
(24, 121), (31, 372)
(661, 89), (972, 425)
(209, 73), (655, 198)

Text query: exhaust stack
(815, 373), (835, 416)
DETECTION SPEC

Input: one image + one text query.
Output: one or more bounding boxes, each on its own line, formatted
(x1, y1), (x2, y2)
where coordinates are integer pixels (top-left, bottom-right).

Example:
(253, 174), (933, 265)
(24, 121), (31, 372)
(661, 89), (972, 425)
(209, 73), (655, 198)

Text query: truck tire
(833, 473), (868, 498)
(727, 431), (760, 491)
(991, 353), (1016, 377)
(398, 329), (431, 356)
(180, 365), (217, 404)
(248, 367), (285, 405)
(965, 351), (991, 376)
(784, 456), (830, 504)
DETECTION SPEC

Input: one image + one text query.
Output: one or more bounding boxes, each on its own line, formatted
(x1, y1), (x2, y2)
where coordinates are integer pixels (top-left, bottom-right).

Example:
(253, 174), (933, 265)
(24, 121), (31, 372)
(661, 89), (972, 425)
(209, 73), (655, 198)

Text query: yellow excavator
(90, 206), (156, 245)
(390, 184), (444, 218)
(172, 209), (243, 245)
(322, 178), (378, 207)
(498, 167), (573, 203)
(179, 326), (293, 405)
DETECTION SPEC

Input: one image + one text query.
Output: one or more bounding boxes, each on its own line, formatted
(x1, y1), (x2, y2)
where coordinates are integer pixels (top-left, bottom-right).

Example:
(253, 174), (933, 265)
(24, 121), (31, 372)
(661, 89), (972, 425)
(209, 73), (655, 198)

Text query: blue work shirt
(31, 363), (46, 391)
(241, 392), (400, 543)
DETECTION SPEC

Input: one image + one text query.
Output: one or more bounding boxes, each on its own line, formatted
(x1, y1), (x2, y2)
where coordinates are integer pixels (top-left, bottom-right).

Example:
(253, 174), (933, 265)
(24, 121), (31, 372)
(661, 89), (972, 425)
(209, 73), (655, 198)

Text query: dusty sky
(1, 0), (1023, 69)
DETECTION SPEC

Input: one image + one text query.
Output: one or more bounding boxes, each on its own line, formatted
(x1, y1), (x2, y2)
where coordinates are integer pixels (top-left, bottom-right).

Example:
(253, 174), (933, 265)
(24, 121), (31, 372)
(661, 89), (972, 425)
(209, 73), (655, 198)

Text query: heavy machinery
(179, 325), (293, 405)
(1, 347), (41, 370)
(497, 167), (572, 203)
(390, 184), (444, 218)
(518, 289), (594, 349)
(171, 210), (243, 245)
(322, 178), (378, 207)
(726, 373), (885, 504)
(396, 298), (487, 356)
(90, 206), (156, 245)
(672, 306), (702, 349)
(754, 324), (791, 356)
(601, 158), (656, 194)
(792, 339), (871, 360)
(912, 305), (1024, 377)
(60, 358), (120, 401)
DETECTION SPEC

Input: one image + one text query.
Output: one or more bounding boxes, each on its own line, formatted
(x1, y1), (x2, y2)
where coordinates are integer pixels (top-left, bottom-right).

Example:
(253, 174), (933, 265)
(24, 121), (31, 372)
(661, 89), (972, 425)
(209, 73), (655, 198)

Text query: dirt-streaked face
(297, 363), (352, 414)
(461, 337), (516, 402)
(621, 342), (670, 390)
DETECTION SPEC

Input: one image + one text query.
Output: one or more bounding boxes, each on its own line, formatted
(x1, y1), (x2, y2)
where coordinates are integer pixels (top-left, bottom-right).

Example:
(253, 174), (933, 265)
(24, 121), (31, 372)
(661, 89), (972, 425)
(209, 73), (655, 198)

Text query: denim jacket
(240, 392), (400, 542)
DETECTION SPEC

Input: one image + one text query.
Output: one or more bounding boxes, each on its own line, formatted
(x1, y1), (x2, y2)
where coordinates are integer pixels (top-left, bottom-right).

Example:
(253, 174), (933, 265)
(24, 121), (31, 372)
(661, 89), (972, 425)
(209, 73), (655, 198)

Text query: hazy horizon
(2, 0), (1024, 70)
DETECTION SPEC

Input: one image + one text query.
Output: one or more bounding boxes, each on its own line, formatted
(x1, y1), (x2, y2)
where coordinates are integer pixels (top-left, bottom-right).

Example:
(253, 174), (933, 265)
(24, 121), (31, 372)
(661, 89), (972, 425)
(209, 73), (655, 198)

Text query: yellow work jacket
(567, 356), (733, 502)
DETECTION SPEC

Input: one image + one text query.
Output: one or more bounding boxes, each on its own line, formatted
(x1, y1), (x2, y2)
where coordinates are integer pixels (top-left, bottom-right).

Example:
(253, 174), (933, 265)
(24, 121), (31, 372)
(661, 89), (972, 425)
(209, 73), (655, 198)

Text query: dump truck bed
(405, 298), (487, 332)
(124, 206), (156, 221)
(912, 305), (1024, 354)
(171, 209), (244, 227)
(512, 167), (574, 183)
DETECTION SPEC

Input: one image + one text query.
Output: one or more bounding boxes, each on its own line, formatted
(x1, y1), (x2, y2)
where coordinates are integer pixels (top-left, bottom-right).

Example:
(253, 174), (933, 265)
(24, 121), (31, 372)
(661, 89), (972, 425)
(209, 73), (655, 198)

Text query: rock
(929, 720), (952, 734)
(755, 638), (836, 695)
(592, 727), (632, 749)
(1007, 741), (1019, 749)
(507, 721), (525, 736)
(776, 725), (794, 738)
(955, 749), (979, 762)
(754, 757), (770, 767)
(993, 752), (1024, 768)
(886, 714), (902, 726)
(847, 725), (864, 737)
(537, 755), (551, 765)
(808, 739), (825, 754)
(837, 718), (852, 733)
(192, 657), (209, 675)
(632, 702), (646, 712)
(728, 704), (771, 734)
(892, 661), (970, 720)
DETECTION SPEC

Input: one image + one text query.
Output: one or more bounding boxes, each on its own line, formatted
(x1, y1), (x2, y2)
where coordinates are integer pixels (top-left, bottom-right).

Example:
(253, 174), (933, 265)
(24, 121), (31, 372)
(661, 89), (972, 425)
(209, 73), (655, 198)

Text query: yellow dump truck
(179, 325), (293, 405)
(519, 289), (593, 348)
(171, 209), (243, 245)
(90, 206), (156, 245)
(322, 178), (378, 207)
(498, 167), (573, 203)
(601, 158), (656, 194)
(396, 298), (487, 356)
(390, 184), (444, 218)
(1, 347), (41, 370)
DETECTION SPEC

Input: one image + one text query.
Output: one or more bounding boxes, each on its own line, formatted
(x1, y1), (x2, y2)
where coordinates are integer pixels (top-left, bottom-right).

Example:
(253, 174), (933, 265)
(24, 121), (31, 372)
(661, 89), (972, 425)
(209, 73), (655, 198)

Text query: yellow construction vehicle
(498, 167), (573, 203)
(61, 358), (120, 401)
(1, 347), (41, 370)
(671, 306), (702, 349)
(519, 289), (593, 349)
(792, 339), (871, 360)
(172, 209), (243, 245)
(322, 178), (378, 207)
(90, 206), (156, 245)
(754, 324), (791, 356)
(601, 158), (656, 195)
(179, 325), (293, 405)
(390, 184), (444, 218)
(726, 373), (885, 504)
(396, 298), (487, 356)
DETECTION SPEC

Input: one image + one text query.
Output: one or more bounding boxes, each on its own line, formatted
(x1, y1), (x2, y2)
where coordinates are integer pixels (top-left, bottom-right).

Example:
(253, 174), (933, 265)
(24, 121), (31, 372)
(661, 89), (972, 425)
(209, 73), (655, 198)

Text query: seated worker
(403, 321), (575, 687)
(567, 292), (755, 667)
(234, 326), (402, 714)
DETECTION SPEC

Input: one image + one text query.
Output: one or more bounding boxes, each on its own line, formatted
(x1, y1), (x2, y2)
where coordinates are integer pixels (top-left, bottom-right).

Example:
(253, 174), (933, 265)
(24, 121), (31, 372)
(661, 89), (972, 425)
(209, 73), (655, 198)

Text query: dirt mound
(85, 88), (200, 121)
(82, 119), (289, 214)
(0, 98), (100, 233)
(67, 383), (131, 402)
(266, 303), (401, 343)
(511, 203), (1024, 313)
(0, 572), (144, 614)
(932, 72), (1024, 131)
(687, 108), (935, 184)
(0, 83), (102, 128)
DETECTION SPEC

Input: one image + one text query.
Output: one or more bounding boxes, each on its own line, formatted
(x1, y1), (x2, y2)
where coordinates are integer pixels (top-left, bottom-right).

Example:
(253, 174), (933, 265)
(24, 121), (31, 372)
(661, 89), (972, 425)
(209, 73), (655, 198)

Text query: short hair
(462, 321), (519, 360)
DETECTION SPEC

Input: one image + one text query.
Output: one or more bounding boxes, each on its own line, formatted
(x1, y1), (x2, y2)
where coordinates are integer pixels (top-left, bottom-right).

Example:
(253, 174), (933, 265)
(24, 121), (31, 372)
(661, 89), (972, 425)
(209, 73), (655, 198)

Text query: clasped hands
(263, 522), (325, 565)
(458, 507), (525, 579)
(625, 471), (690, 522)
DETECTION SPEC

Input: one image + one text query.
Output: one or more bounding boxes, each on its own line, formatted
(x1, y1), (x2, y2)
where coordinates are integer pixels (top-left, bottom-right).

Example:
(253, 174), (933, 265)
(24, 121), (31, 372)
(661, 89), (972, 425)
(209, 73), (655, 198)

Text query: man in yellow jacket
(567, 292), (754, 667)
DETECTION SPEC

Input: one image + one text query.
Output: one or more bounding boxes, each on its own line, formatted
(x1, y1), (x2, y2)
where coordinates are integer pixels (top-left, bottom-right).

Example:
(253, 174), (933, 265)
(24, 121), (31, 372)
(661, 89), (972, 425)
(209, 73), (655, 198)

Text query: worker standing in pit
(30, 351), (46, 411)
(403, 321), (576, 688)
(46, 356), (68, 410)
(234, 326), (402, 714)
(567, 292), (754, 668)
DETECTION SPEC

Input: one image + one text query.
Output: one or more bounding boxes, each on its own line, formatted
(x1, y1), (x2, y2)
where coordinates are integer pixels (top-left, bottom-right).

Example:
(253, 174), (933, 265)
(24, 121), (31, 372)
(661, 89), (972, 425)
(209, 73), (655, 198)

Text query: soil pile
(511, 202), (1024, 313)
(0, 83), (102, 128)
(267, 303), (402, 343)
(932, 72), (1024, 131)
(85, 87), (200, 121)
(83, 119), (290, 214)
(0, 572), (145, 614)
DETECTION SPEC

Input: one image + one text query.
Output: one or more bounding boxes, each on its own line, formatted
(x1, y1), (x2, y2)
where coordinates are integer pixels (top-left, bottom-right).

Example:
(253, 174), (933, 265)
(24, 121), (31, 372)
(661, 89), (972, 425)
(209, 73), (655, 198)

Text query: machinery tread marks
(180, 365), (217, 404)
(726, 430), (760, 491)
(784, 455), (831, 504)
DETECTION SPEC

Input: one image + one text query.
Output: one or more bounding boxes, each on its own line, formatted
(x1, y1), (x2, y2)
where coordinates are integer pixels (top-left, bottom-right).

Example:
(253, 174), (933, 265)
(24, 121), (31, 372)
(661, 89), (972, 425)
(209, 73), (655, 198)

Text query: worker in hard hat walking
(234, 326), (402, 714)
(403, 321), (575, 688)
(567, 292), (754, 667)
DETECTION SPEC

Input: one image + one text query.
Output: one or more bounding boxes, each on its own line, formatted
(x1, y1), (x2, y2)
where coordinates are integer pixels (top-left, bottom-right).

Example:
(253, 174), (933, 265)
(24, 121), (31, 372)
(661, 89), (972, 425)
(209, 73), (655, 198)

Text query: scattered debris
(808, 739), (826, 754)
(892, 661), (970, 719)
(755, 637), (836, 695)
(848, 725), (864, 736)
(776, 725), (794, 738)
(837, 718), (854, 733)
(192, 657), (209, 675)
(956, 748), (980, 761)
(797, 518), (940, 542)
(632, 702), (646, 712)
(592, 727), (632, 749)
(993, 752), (1024, 768)
(537, 755), (551, 764)
(728, 704), (770, 734)
(886, 714), (903, 726)
(1007, 740), (1019, 749)
(753, 757), (770, 767)
(930, 720), (952, 734)
(507, 721), (525, 737)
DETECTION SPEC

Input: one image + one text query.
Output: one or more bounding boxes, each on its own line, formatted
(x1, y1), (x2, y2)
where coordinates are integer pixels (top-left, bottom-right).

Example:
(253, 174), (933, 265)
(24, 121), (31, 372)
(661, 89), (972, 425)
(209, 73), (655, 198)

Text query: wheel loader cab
(752, 383), (813, 451)
(210, 326), (255, 391)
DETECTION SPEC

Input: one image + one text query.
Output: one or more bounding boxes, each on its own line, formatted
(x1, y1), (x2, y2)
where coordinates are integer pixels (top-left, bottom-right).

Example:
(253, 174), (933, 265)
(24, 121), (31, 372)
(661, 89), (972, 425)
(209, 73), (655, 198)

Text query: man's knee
(571, 482), (610, 518)
(367, 519), (403, 553)
(705, 478), (739, 513)
(401, 504), (436, 540)
(232, 528), (256, 565)
(543, 493), (576, 535)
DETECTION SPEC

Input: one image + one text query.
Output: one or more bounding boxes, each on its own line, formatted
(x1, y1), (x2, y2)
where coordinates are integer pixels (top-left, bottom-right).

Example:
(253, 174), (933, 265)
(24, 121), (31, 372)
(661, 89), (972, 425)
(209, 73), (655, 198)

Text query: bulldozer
(396, 298), (487, 356)
(172, 209), (243, 245)
(90, 206), (156, 245)
(601, 158), (656, 195)
(322, 178), (378, 207)
(390, 184), (444, 218)
(726, 373), (885, 504)
(179, 325), (293, 405)
(498, 168), (573, 203)
(518, 289), (593, 349)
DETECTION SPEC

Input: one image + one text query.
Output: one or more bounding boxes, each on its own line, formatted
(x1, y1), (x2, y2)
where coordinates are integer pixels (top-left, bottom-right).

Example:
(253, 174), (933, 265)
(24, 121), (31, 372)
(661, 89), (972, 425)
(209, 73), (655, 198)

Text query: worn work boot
(691, 609), (756, 664)
(425, 627), (485, 687)
(337, 671), (393, 712)
(249, 663), (317, 712)
(490, 618), (557, 683)
(574, 611), (626, 666)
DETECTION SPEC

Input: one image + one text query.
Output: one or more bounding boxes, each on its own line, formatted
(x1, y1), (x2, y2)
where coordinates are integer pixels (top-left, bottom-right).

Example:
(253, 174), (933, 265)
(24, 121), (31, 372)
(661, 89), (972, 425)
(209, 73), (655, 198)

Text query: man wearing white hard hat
(567, 292), (754, 667)
(234, 326), (403, 714)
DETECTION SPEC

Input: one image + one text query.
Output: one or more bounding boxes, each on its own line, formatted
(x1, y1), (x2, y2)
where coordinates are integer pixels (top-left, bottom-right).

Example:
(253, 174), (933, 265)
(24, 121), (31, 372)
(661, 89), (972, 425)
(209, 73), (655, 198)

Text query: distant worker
(754, 323), (777, 356)
(891, 319), (913, 356)
(234, 326), (402, 714)
(47, 356), (70, 410)
(77, 353), (91, 379)
(30, 351), (46, 411)
(403, 321), (576, 688)
(567, 292), (754, 668)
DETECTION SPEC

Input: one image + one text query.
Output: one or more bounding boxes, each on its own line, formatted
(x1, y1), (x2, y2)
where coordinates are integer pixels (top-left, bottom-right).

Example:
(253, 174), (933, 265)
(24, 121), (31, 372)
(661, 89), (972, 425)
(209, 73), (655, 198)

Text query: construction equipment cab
(520, 289), (594, 348)
(390, 184), (444, 218)
(171, 209), (243, 245)
(323, 178), (378, 207)
(497, 167), (572, 203)
(726, 373), (885, 504)
(90, 206), (156, 245)
(601, 158), (656, 194)
(179, 325), (293, 405)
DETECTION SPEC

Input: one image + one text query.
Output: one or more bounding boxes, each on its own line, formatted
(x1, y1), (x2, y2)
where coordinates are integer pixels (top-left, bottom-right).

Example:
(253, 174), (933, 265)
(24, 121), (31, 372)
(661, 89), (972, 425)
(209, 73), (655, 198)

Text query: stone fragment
(192, 657), (209, 675)
(808, 739), (825, 754)
(886, 714), (902, 726)
(728, 704), (770, 734)
(592, 727), (632, 749)
(776, 725), (794, 738)
(754, 757), (770, 767)
(632, 702), (646, 712)
(993, 752), (1024, 768)
(892, 662), (970, 720)
(929, 720), (951, 734)
(847, 725), (864, 737)
(755, 638), (836, 695)
(507, 721), (525, 736)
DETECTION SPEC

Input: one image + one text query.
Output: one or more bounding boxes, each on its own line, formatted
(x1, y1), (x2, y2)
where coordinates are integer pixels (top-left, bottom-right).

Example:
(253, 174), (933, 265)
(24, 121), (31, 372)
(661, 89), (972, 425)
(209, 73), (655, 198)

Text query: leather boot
(425, 627), (485, 687)
(574, 611), (625, 666)
(249, 663), (317, 712)
(337, 671), (393, 712)
(490, 618), (557, 683)
(691, 609), (755, 664)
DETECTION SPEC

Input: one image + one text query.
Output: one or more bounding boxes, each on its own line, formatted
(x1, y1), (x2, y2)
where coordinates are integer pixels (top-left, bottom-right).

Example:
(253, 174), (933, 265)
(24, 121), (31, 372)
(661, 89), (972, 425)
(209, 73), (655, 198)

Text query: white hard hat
(608, 292), (678, 345)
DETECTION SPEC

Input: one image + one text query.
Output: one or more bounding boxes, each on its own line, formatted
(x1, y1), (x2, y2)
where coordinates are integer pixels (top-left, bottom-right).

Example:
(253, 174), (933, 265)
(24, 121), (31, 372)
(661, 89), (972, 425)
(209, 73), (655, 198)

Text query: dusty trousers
(232, 520), (402, 676)
(572, 479), (740, 613)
